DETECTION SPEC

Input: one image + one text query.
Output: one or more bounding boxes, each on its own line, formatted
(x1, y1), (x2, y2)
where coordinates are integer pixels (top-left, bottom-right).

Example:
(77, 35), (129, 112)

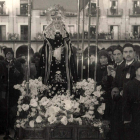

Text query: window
(67, 25), (75, 34)
(110, 1), (118, 15)
(0, 1), (6, 15)
(133, 1), (140, 14)
(90, 25), (96, 38)
(110, 25), (119, 40)
(20, 0), (28, 15)
(21, 25), (28, 40)
(0, 25), (6, 40)
(133, 25), (140, 39)
(88, 3), (97, 16)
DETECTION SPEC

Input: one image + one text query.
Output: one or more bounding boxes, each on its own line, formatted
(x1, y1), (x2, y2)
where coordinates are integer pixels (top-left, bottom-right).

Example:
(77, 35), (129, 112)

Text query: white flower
(31, 112), (36, 117)
(94, 101), (99, 105)
(93, 91), (101, 97)
(22, 104), (29, 111)
(89, 106), (94, 110)
(96, 85), (102, 91)
(61, 116), (68, 125)
(63, 100), (72, 110)
(36, 116), (42, 123)
(18, 105), (22, 112)
(16, 120), (20, 123)
(31, 108), (36, 112)
(100, 103), (105, 110)
(21, 91), (26, 96)
(68, 114), (73, 123)
(21, 122), (25, 128)
(19, 96), (23, 100)
(88, 110), (94, 115)
(30, 99), (38, 107)
(39, 97), (49, 106)
(14, 84), (20, 89)
(46, 106), (60, 117)
(97, 106), (105, 115)
(17, 101), (22, 105)
(80, 96), (85, 103)
(74, 118), (82, 125)
(48, 116), (57, 124)
(38, 77), (42, 81)
(16, 124), (20, 128)
(29, 120), (35, 128)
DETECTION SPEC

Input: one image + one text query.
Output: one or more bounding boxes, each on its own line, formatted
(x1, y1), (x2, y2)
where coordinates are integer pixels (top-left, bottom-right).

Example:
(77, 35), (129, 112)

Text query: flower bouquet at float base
(14, 77), (105, 133)
(74, 78), (105, 132)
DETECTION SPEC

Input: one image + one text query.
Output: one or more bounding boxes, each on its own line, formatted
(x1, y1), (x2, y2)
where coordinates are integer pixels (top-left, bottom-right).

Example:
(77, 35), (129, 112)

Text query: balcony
(129, 9), (140, 17)
(16, 8), (28, 16)
(40, 10), (77, 17)
(86, 9), (100, 17)
(107, 9), (123, 17)
(0, 9), (9, 16)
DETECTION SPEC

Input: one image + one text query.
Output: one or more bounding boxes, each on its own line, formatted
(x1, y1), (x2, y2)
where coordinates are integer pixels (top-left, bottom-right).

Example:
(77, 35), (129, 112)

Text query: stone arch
(16, 45), (34, 58)
(37, 44), (44, 53)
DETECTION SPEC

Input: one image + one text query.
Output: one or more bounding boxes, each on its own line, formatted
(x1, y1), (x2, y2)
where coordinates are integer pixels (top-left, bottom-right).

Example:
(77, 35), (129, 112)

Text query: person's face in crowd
(6, 52), (13, 60)
(90, 55), (95, 64)
(108, 51), (113, 60)
(113, 49), (123, 64)
(100, 55), (108, 65)
(123, 47), (135, 62)
(136, 68), (140, 77)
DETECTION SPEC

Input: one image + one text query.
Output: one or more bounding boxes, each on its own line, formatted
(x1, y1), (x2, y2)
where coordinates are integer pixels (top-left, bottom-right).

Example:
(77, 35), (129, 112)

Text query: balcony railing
(107, 9), (123, 17)
(0, 9), (9, 16)
(86, 9), (100, 17)
(16, 8), (28, 16)
(129, 9), (140, 17)
(68, 32), (113, 40)
(40, 10), (77, 17)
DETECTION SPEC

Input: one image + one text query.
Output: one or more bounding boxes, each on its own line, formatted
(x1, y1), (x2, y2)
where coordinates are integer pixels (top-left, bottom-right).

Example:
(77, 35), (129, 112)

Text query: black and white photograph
(0, 0), (140, 140)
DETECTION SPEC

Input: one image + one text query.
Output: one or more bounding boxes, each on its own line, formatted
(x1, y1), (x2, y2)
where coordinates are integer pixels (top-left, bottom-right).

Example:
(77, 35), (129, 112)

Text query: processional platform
(17, 125), (104, 140)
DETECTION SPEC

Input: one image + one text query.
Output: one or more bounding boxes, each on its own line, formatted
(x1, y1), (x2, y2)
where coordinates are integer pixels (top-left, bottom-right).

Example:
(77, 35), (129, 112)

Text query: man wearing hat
(123, 64), (140, 140)
(0, 48), (24, 131)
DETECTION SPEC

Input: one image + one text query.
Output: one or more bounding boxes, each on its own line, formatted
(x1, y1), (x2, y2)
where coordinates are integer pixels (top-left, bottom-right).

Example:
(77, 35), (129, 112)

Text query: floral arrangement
(14, 78), (105, 133)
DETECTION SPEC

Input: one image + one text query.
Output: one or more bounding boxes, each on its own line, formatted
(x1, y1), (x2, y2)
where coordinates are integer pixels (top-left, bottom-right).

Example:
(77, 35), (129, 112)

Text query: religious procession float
(14, 3), (109, 140)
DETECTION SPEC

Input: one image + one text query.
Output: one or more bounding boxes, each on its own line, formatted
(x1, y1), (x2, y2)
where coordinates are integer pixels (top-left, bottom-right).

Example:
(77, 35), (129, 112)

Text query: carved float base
(17, 125), (103, 140)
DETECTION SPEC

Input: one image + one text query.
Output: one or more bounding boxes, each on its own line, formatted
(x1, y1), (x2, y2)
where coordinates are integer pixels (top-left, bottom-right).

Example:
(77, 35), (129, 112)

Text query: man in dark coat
(0, 48), (24, 129)
(123, 64), (140, 140)
(110, 45), (125, 140)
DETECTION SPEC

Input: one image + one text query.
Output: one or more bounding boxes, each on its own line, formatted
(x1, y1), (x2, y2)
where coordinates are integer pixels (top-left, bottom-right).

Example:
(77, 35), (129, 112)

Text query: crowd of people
(84, 43), (140, 140)
(0, 48), (41, 135)
(0, 43), (140, 140)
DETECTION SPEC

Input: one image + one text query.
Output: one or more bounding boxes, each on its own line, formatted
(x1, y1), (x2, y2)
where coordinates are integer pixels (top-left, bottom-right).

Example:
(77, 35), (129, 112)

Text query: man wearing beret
(0, 48), (24, 131)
